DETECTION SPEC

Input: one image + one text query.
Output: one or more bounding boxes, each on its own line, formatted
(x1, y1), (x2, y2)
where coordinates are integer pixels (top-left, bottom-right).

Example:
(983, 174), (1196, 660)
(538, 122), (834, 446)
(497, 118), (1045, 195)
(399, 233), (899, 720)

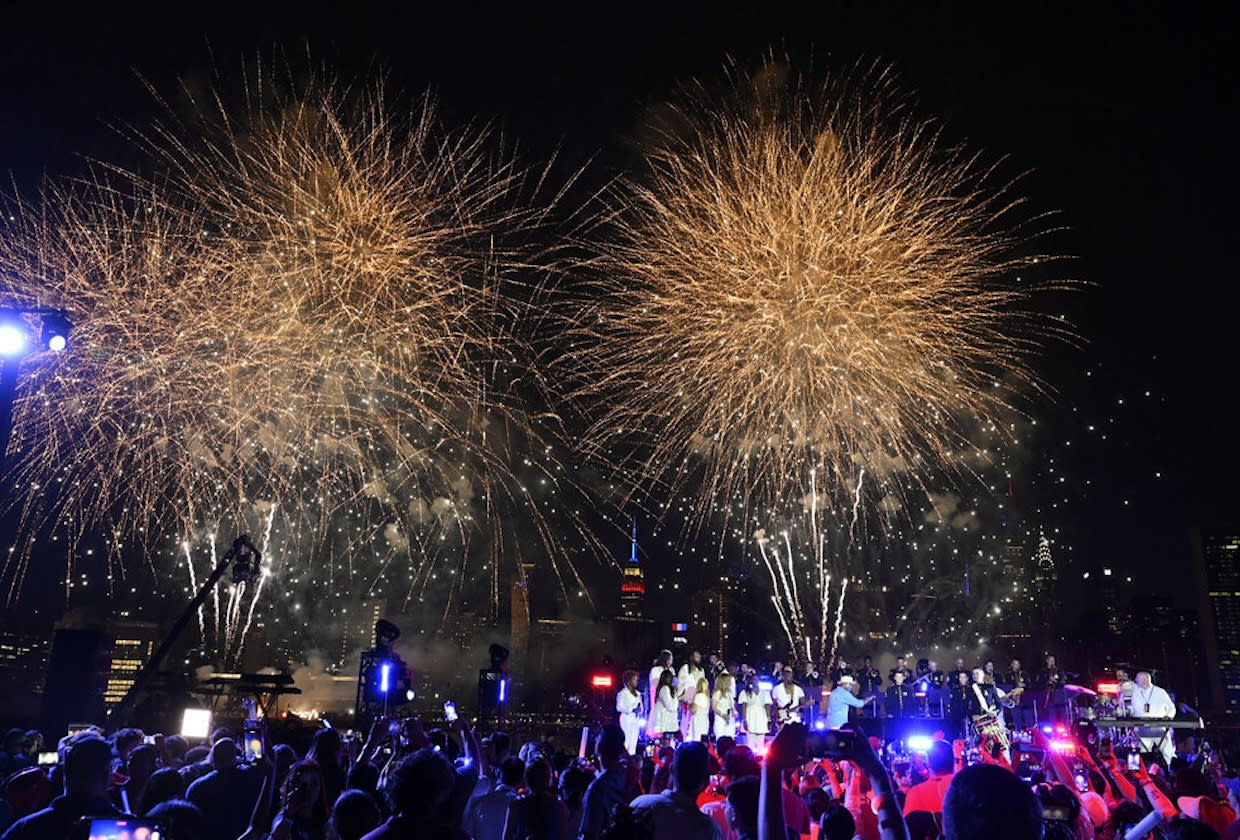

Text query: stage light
(907, 735), (934, 753)
(814, 720), (827, 731)
(379, 663), (391, 694)
(1049, 739), (1076, 755)
(1096, 681), (1120, 695)
(0, 322), (27, 357)
(40, 311), (70, 352)
(591, 674), (615, 689)
(405, 689), (415, 702)
(498, 678), (507, 703)
(757, 679), (774, 693)
(1041, 725), (1053, 734)
(180, 708), (212, 739)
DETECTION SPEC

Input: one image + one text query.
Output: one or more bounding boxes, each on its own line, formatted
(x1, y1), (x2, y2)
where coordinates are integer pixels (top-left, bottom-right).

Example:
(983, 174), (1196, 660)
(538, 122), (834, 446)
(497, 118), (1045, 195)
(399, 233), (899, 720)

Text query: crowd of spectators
(1, 713), (1238, 840)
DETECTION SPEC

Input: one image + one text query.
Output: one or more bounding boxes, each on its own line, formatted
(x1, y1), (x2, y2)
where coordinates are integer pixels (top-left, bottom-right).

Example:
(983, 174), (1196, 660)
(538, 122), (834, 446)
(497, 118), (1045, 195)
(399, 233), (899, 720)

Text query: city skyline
(0, 4), (1234, 713)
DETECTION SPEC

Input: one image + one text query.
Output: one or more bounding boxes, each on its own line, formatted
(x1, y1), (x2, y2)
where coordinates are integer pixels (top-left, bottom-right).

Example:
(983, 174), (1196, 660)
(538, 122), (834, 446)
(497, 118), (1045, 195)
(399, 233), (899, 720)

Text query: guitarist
(1001, 658), (1029, 730)
(772, 665), (811, 725)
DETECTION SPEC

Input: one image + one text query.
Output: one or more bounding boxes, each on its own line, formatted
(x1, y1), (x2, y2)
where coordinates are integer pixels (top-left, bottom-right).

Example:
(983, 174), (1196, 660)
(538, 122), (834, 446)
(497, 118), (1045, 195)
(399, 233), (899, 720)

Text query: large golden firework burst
(0, 72), (574, 615)
(567, 61), (1071, 520)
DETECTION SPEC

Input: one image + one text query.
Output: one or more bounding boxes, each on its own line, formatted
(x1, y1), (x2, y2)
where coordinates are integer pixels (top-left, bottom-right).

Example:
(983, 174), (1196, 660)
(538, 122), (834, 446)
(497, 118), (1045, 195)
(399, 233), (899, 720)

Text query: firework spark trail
(848, 469), (866, 546)
(209, 532), (221, 650)
(755, 531), (798, 657)
(183, 541), (204, 641)
(235, 504), (279, 663)
(0, 69), (597, 665)
(830, 576), (848, 665)
(566, 59), (1070, 528)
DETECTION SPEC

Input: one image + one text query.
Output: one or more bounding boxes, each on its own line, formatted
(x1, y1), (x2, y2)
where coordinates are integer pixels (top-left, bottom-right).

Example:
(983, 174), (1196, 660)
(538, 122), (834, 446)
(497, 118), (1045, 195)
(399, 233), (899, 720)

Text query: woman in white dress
(687, 676), (711, 742)
(712, 673), (738, 739)
(738, 675), (771, 743)
(616, 669), (643, 755)
(646, 650), (673, 738)
(651, 669), (680, 743)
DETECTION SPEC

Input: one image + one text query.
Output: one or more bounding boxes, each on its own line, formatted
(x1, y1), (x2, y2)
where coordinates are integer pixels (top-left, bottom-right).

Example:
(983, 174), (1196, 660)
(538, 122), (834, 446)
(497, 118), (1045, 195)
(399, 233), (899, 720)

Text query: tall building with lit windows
(102, 619), (162, 709)
(620, 517), (646, 619)
(42, 609), (162, 734)
(1192, 529), (1240, 716)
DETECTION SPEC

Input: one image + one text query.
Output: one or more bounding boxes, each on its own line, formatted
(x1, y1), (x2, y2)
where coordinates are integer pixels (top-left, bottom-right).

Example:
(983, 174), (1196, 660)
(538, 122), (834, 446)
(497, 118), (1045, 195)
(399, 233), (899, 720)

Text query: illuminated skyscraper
(620, 517), (646, 619)
(1192, 529), (1240, 715)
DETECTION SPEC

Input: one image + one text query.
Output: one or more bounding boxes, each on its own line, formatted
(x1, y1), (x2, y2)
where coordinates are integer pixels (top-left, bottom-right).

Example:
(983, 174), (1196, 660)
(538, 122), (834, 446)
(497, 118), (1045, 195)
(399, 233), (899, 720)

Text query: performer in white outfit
(712, 673), (738, 739)
(647, 649), (673, 738)
(738, 675), (771, 742)
(677, 650), (706, 738)
(1130, 670), (1177, 764)
(616, 669), (644, 756)
(771, 665), (809, 725)
(651, 669), (680, 742)
(687, 677), (711, 742)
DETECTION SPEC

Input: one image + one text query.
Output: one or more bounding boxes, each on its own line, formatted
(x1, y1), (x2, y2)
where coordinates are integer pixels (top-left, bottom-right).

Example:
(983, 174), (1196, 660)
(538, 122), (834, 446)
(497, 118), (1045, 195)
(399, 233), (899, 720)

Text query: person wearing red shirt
(902, 740), (955, 818)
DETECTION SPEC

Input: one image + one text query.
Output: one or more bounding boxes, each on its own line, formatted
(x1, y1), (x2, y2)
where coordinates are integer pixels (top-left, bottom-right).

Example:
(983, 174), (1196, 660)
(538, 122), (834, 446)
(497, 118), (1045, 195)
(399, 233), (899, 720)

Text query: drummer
(966, 666), (1010, 761)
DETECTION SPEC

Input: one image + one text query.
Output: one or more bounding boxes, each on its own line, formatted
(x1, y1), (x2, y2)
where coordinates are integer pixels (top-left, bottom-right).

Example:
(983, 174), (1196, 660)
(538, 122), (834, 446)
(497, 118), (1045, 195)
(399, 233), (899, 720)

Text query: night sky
(0, 2), (1235, 626)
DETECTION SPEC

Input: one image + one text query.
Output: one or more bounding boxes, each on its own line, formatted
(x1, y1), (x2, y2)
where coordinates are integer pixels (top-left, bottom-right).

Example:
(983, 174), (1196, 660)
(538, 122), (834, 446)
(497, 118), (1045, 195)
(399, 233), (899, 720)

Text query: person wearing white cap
(825, 674), (874, 728)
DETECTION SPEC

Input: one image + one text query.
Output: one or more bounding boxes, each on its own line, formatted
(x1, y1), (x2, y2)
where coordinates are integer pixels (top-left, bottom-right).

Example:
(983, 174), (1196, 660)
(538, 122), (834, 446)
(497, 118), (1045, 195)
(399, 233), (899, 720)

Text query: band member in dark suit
(886, 670), (916, 718)
(946, 658), (969, 688)
(1001, 658), (1030, 729)
(857, 656), (883, 716)
(948, 669), (972, 740)
(889, 656), (912, 685)
(966, 667), (1010, 760)
(1034, 654), (1067, 723)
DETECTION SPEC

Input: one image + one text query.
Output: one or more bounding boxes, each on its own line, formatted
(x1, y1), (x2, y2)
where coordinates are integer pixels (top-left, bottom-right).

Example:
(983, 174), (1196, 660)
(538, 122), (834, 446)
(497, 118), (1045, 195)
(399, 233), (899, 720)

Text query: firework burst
(566, 61), (1070, 523)
(0, 71), (590, 662)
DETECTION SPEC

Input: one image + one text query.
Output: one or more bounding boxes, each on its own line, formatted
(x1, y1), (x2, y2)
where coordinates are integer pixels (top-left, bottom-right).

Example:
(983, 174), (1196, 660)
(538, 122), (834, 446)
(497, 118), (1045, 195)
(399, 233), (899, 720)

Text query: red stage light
(1096, 681), (1120, 695)
(1049, 739), (1076, 755)
(591, 674), (615, 689)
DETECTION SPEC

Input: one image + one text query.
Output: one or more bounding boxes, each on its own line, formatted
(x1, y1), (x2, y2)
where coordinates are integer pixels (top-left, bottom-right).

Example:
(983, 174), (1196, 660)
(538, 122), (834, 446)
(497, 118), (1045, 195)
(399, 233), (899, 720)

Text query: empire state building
(620, 517), (646, 619)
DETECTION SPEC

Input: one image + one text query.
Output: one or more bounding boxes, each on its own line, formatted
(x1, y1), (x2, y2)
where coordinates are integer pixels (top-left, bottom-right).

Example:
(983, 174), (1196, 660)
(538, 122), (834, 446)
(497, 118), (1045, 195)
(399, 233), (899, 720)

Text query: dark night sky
(0, 2), (1235, 618)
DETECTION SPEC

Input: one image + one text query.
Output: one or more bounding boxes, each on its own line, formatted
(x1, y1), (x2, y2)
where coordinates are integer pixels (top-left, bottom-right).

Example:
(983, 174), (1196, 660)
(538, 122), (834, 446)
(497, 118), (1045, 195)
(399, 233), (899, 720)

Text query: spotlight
(813, 720), (827, 731)
(591, 674), (615, 689)
(907, 735), (933, 753)
(180, 708), (212, 739)
(0, 321), (27, 358)
(39, 310), (70, 352)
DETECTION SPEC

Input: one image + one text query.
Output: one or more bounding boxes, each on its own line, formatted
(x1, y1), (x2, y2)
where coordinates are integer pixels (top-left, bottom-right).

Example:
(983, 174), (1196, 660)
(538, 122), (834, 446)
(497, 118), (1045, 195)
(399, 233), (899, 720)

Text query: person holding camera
(761, 723), (909, 840)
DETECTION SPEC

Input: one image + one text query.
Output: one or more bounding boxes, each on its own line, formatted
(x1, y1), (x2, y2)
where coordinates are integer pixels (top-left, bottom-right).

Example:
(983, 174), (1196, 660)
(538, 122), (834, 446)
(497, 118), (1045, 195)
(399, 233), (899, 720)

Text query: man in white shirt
(771, 665), (809, 725)
(677, 650), (706, 738)
(1130, 670), (1177, 763)
(463, 756), (523, 840)
(630, 742), (722, 840)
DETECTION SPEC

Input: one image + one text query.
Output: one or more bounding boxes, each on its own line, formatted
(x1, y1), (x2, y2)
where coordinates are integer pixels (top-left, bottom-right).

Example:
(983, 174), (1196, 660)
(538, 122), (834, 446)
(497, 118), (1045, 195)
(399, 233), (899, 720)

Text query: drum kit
(967, 673), (1202, 761)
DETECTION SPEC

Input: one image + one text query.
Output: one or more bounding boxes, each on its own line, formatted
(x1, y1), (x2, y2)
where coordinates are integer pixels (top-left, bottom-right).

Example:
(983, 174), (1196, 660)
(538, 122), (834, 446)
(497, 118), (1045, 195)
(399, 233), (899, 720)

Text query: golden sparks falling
(565, 61), (1072, 521)
(0, 73), (583, 621)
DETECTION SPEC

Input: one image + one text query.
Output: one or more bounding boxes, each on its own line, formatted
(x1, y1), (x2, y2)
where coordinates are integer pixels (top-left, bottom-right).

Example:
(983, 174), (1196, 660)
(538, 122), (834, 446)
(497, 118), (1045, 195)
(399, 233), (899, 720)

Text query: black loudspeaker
(42, 628), (109, 736)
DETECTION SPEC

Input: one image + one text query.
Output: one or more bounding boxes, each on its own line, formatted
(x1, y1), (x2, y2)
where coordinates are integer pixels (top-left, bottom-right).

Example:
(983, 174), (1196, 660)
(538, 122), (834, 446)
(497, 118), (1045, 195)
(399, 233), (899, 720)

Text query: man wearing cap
(826, 676), (874, 729)
(1, 734), (125, 840)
